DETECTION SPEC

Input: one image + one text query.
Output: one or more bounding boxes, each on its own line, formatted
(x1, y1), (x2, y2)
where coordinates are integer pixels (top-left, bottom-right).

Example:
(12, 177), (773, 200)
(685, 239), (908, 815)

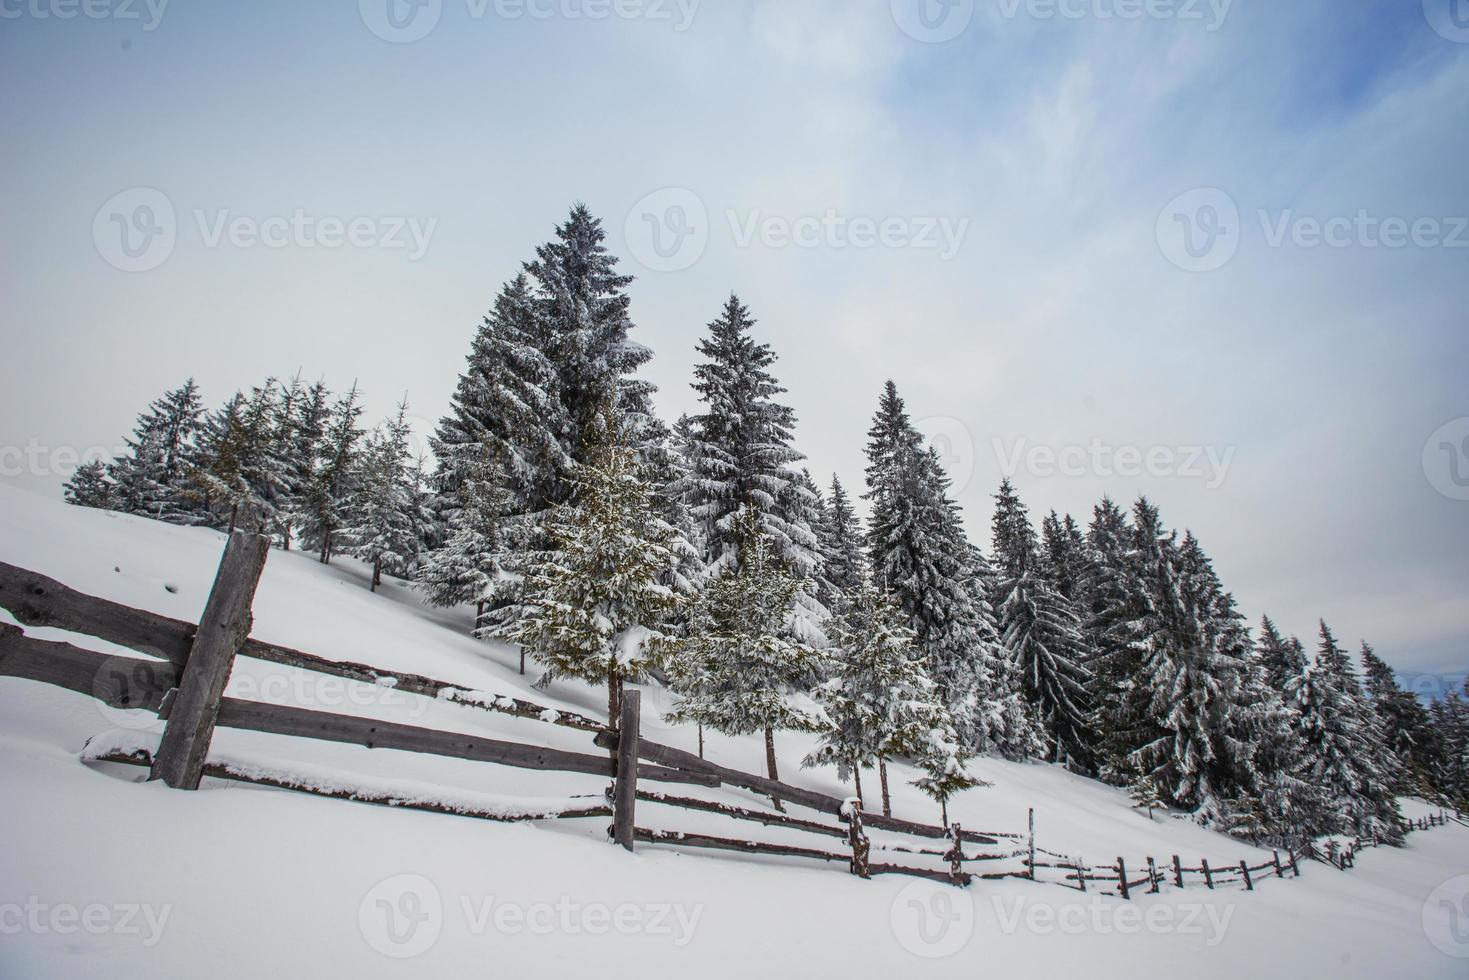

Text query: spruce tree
(306, 384), (364, 563)
(991, 480), (1092, 767)
(109, 378), (205, 523)
(667, 508), (829, 810)
(805, 583), (956, 816)
(341, 401), (419, 591)
(502, 403), (681, 726)
(676, 295), (820, 586)
(1288, 622), (1403, 841)
(821, 476), (865, 615)
(1361, 642), (1437, 796)
(1081, 497), (1147, 781)
(64, 460), (114, 509)
(419, 449), (511, 626)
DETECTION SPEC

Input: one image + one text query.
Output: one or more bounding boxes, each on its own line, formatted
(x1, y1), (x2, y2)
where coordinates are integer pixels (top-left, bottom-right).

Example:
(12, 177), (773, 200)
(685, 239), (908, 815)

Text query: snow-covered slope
(2, 483), (1465, 979)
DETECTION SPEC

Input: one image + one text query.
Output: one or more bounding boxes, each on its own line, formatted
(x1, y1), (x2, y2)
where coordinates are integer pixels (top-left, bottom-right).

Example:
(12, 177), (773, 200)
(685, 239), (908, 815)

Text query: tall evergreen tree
(1361, 642), (1437, 796)
(64, 460), (114, 510)
(991, 480), (1091, 767)
(502, 403), (681, 726)
(820, 476), (865, 617)
(341, 401), (419, 591)
(306, 384), (365, 563)
(109, 379), (205, 523)
(419, 449), (512, 626)
(1288, 622), (1403, 841)
(667, 508), (829, 810)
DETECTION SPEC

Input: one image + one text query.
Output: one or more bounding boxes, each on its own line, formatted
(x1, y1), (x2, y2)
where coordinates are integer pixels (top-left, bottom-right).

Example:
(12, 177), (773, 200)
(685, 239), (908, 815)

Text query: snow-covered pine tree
(276, 377), (330, 552)
(1122, 513), (1254, 824)
(804, 583), (956, 816)
(911, 720), (984, 829)
(666, 507), (829, 810)
(1255, 616), (1308, 691)
(863, 384), (1032, 756)
(1081, 497), (1148, 782)
(188, 392), (254, 530)
(305, 383), (364, 564)
(821, 476), (865, 616)
(64, 460), (114, 509)
(1429, 683), (1469, 807)
(419, 448), (512, 627)
(675, 295), (823, 627)
(991, 479), (1092, 768)
(433, 273), (569, 523)
(1287, 621), (1404, 841)
(109, 378), (205, 523)
(341, 401), (418, 591)
(1129, 773), (1166, 820)
(501, 402), (681, 727)
(1361, 642), (1437, 796)
(526, 204), (659, 462)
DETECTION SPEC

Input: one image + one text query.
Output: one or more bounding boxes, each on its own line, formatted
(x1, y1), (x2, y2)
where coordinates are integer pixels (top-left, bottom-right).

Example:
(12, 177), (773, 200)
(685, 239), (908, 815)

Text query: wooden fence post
(612, 690), (641, 851)
(1287, 850), (1300, 877)
(947, 823), (965, 885)
(848, 799), (871, 879)
(1147, 857), (1160, 894)
(1117, 858), (1130, 900)
(152, 531), (270, 790)
(1240, 860), (1253, 891)
(1172, 855), (1183, 888)
(1201, 858), (1214, 890)
(1076, 856), (1086, 893)
(1272, 850), (1284, 878)
(1027, 807), (1036, 881)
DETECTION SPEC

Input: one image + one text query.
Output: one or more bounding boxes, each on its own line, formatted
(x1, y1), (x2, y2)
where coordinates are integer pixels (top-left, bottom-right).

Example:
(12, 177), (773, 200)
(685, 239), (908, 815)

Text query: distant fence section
(0, 535), (1459, 894)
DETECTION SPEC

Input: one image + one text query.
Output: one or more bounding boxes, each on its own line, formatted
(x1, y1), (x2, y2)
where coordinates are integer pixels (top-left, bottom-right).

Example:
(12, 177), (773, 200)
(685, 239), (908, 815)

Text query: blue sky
(1, 0), (1466, 686)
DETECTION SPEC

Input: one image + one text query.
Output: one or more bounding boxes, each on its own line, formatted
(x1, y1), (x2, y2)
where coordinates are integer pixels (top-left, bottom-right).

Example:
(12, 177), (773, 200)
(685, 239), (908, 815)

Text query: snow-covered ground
(2, 482), (1466, 979)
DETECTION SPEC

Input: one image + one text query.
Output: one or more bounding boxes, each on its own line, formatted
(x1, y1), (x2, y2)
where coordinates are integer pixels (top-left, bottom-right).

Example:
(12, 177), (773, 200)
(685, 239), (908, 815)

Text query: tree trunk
(371, 557), (381, 592)
(880, 758), (892, 817)
(519, 648), (526, 676)
(764, 726), (784, 812)
(853, 765), (864, 807)
(697, 722), (705, 760)
(607, 669), (622, 731)
(941, 797), (949, 828)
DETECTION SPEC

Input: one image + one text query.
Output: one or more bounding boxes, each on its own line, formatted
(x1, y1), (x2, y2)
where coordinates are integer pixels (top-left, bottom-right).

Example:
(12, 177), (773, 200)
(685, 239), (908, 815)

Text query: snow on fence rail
(0, 534), (1457, 894)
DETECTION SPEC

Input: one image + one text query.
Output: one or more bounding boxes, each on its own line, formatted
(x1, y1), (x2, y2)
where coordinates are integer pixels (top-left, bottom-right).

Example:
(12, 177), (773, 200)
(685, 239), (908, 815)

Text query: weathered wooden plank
(0, 623), (177, 710)
(870, 862), (971, 886)
(153, 532), (271, 790)
(613, 691), (640, 851)
(240, 638), (610, 734)
(90, 748), (612, 822)
(636, 737), (997, 844)
(634, 828), (849, 864)
(638, 792), (850, 839)
(0, 561), (193, 664)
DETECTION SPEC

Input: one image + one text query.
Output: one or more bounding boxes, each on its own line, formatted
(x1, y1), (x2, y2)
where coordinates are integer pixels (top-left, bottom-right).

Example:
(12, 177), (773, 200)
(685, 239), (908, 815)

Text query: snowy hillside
(1, 483), (1465, 979)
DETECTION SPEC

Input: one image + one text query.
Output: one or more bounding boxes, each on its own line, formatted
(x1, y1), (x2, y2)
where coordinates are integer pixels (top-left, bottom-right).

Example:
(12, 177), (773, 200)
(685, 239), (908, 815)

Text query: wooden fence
(0, 533), (1457, 895)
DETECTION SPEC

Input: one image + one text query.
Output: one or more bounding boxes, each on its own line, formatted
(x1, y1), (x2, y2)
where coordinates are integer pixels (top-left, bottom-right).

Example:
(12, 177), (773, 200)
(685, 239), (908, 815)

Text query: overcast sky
(2, 0), (1465, 686)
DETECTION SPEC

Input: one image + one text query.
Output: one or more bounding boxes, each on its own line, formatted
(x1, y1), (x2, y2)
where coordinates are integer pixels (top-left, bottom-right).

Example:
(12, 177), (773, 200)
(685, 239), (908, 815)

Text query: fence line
(0, 539), (1460, 897)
